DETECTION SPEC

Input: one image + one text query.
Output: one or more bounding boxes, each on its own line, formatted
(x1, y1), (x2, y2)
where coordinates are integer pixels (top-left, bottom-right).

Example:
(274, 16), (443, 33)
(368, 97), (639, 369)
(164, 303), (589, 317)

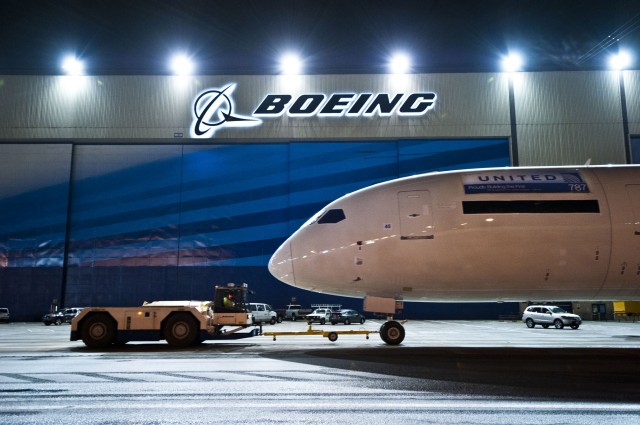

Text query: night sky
(0, 0), (638, 75)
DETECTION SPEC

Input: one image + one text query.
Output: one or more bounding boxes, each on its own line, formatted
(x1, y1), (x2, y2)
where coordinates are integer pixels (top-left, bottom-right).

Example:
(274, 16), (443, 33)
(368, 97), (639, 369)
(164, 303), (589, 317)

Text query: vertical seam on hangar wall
(618, 72), (631, 163)
(60, 143), (75, 308)
(507, 77), (519, 166)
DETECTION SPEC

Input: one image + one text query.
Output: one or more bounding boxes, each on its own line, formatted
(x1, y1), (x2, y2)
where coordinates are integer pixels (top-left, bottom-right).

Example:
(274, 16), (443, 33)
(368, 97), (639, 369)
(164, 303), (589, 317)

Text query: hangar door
(398, 191), (433, 240)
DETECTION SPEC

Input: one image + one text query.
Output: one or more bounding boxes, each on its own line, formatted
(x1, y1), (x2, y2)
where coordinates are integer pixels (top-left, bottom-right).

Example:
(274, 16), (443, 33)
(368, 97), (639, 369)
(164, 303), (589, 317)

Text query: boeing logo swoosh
(191, 84), (261, 138)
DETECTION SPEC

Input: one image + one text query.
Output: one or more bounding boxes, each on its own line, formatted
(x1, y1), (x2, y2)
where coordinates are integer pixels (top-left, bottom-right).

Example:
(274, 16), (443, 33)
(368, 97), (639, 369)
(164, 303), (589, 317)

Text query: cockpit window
(317, 208), (346, 224)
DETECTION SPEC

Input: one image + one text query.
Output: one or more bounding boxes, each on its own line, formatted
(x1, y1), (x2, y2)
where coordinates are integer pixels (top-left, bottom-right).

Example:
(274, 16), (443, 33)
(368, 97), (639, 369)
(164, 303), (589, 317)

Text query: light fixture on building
(169, 54), (195, 75)
(609, 51), (632, 70)
(501, 52), (523, 73)
(389, 52), (411, 74)
(61, 56), (85, 75)
(280, 53), (303, 75)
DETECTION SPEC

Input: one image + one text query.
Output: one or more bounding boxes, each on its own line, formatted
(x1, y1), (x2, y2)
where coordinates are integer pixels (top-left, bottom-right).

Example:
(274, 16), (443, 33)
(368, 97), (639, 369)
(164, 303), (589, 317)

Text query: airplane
(269, 165), (640, 344)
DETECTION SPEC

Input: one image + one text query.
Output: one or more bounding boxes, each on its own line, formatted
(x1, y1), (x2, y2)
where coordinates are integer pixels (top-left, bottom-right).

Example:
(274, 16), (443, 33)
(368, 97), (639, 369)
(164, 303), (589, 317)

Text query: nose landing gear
(379, 320), (405, 345)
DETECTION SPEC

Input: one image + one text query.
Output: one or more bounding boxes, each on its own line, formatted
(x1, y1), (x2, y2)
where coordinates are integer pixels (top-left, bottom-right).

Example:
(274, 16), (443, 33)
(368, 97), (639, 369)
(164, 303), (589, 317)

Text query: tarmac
(1, 319), (639, 424)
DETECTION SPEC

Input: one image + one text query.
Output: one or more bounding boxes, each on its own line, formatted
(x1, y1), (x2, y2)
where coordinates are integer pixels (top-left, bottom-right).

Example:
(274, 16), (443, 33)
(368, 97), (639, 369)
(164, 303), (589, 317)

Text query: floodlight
(170, 54), (195, 75)
(501, 53), (523, 72)
(61, 56), (85, 75)
(609, 51), (632, 70)
(280, 53), (302, 75)
(389, 53), (411, 74)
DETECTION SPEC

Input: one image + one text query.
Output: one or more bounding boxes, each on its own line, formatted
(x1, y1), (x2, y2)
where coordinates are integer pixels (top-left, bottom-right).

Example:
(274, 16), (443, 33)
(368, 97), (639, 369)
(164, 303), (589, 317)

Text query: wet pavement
(1, 320), (639, 424)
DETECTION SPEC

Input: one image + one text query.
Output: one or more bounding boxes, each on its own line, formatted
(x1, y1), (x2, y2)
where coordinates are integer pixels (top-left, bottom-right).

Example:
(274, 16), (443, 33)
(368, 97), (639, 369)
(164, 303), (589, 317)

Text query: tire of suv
(554, 319), (564, 329)
(525, 318), (535, 328)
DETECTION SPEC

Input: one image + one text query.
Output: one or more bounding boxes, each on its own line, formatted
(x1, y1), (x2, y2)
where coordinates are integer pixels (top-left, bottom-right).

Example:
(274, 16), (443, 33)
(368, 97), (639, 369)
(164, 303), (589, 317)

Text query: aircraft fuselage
(269, 166), (640, 303)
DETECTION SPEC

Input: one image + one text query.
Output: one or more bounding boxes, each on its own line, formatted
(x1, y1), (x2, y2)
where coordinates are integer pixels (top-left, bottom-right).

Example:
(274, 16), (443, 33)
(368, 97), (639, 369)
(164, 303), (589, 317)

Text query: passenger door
(256, 304), (266, 321)
(538, 307), (553, 325)
(397, 191), (434, 240)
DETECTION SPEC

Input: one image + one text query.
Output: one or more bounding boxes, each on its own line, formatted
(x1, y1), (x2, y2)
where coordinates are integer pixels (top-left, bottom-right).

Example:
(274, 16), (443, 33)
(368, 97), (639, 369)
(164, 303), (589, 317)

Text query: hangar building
(1, 70), (639, 320)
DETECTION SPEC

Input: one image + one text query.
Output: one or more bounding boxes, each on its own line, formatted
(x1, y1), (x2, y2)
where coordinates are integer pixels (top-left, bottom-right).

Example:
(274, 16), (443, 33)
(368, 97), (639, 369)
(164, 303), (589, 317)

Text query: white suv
(522, 305), (581, 329)
(246, 303), (278, 325)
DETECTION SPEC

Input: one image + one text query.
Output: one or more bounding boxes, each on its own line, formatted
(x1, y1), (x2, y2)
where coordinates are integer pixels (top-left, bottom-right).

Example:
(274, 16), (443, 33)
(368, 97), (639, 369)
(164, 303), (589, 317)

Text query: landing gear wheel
(164, 313), (199, 347)
(328, 332), (338, 342)
(380, 321), (405, 345)
(554, 319), (564, 329)
(81, 314), (116, 348)
(525, 318), (535, 328)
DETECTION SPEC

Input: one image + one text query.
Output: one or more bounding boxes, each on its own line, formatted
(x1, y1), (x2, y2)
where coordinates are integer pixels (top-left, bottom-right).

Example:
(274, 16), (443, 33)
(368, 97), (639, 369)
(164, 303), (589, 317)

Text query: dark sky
(1, 0), (638, 75)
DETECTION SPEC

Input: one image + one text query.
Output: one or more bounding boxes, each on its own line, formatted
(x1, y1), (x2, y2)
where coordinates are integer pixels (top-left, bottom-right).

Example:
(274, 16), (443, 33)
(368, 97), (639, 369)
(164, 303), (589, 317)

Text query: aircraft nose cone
(268, 240), (295, 286)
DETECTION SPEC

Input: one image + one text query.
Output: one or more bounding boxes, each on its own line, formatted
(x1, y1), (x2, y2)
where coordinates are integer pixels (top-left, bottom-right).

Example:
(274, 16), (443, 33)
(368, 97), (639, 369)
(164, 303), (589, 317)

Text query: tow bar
(263, 324), (378, 342)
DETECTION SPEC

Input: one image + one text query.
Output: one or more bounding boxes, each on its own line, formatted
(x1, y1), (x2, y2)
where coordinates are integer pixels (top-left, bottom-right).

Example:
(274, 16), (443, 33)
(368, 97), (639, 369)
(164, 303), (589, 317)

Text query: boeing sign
(191, 83), (437, 138)
(191, 84), (261, 138)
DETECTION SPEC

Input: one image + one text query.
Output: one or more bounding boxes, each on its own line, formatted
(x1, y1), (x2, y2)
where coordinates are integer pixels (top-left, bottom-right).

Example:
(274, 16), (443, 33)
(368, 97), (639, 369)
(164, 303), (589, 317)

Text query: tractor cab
(214, 283), (250, 313)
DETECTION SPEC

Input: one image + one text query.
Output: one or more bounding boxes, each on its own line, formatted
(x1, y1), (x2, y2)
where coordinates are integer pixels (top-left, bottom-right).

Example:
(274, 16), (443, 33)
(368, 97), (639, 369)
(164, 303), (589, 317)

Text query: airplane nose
(268, 240), (295, 286)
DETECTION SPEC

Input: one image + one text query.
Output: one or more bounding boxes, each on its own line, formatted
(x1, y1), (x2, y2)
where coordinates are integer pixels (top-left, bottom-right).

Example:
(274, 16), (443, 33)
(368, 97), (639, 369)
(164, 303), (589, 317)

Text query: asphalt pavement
(1, 319), (639, 424)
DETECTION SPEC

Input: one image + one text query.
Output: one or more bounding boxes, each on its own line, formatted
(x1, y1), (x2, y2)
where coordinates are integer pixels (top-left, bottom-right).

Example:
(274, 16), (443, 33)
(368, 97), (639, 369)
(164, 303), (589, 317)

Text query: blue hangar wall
(0, 139), (515, 320)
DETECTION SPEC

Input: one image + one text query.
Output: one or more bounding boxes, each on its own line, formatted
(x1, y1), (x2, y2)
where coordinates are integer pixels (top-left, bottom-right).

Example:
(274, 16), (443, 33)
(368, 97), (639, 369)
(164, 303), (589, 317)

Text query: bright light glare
(502, 53), (523, 72)
(170, 54), (195, 75)
(389, 53), (411, 74)
(61, 56), (84, 75)
(609, 51), (632, 70)
(280, 53), (302, 75)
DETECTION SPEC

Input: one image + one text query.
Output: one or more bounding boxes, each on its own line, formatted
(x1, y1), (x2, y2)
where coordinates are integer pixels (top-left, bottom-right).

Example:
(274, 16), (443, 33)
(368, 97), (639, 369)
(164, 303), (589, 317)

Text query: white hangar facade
(1, 70), (638, 320)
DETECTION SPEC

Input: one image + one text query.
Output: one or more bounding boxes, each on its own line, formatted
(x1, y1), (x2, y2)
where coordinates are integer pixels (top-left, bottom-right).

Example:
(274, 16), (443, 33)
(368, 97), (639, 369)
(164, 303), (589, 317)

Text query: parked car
(0, 308), (10, 323)
(61, 308), (84, 323)
(522, 305), (581, 329)
(275, 304), (313, 321)
(42, 311), (64, 326)
(42, 307), (84, 326)
(330, 309), (366, 325)
(305, 308), (334, 325)
(246, 303), (279, 325)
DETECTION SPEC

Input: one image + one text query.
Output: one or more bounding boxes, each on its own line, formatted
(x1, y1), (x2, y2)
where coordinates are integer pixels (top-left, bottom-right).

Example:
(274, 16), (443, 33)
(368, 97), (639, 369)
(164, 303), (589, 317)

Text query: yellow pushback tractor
(71, 284), (260, 348)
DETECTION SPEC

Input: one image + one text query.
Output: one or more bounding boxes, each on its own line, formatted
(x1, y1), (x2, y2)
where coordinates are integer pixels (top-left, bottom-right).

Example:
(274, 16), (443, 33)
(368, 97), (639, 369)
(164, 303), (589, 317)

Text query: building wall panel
(624, 70), (640, 136)
(514, 71), (626, 165)
(0, 73), (510, 140)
